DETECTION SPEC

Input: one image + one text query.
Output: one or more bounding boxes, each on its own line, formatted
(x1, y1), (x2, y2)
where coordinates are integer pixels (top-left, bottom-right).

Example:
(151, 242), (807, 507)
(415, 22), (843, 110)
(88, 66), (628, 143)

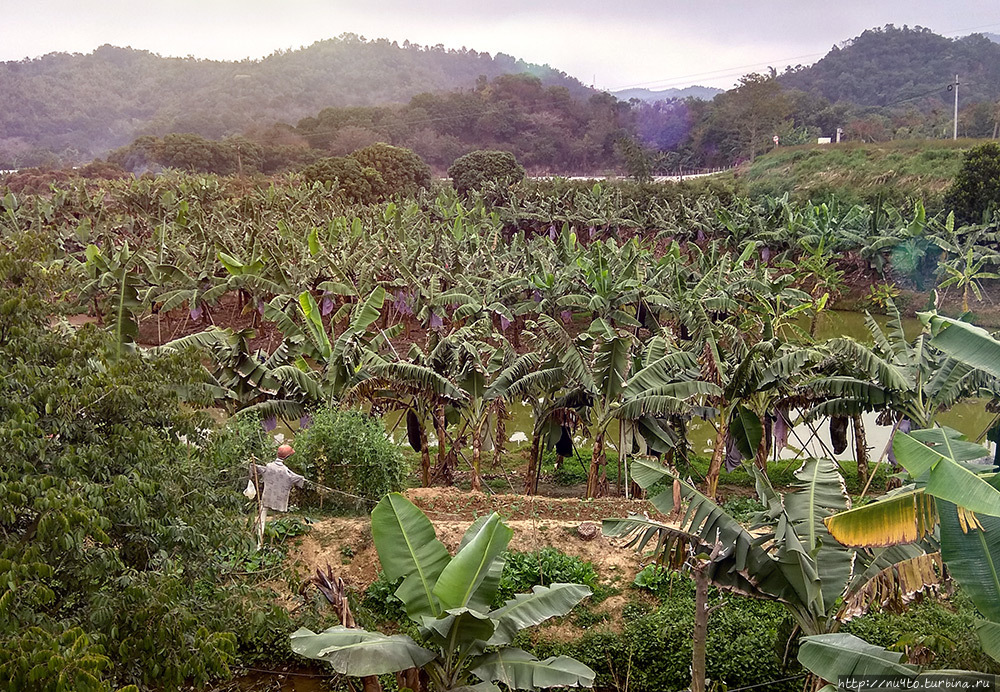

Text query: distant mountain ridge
(779, 25), (1000, 108)
(0, 34), (592, 165)
(612, 86), (723, 102)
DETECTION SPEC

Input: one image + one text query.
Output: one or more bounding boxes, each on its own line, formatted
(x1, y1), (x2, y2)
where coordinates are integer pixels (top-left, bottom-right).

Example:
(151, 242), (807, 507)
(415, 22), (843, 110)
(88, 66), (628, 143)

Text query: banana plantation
(5, 168), (1000, 692)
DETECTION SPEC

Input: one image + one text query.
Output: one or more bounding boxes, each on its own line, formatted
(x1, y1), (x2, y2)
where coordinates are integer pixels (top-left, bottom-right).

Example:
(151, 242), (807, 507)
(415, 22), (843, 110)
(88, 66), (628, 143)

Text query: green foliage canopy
(448, 149), (526, 195)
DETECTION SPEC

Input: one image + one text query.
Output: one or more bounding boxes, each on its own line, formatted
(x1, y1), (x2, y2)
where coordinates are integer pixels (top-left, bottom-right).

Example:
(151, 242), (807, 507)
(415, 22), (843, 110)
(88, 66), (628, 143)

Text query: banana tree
(822, 314), (1000, 665)
(808, 302), (997, 450)
(76, 241), (150, 355)
(153, 326), (291, 411)
(605, 456), (939, 638)
(800, 431), (1000, 688)
(291, 494), (595, 692)
(347, 350), (469, 487)
(255, 286), (393, 418)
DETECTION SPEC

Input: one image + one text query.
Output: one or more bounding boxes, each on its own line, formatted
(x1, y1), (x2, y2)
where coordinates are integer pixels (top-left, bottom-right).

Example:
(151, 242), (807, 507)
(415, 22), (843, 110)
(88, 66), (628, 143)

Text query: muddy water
(385, 310), (995, 461)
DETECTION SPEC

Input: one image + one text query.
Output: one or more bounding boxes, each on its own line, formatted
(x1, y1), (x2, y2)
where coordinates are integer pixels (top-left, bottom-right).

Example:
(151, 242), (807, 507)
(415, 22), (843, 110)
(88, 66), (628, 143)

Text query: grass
(733, 138), (973, 207)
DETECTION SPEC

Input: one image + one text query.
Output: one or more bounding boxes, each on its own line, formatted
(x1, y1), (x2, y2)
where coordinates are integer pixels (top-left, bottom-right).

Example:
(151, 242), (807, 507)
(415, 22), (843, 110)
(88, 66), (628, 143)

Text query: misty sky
(4, 1), (1000, 90)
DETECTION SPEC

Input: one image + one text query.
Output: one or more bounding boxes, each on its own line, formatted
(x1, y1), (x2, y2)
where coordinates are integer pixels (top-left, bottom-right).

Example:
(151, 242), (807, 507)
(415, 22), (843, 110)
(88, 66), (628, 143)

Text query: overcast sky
(3, 1), (1000, 90)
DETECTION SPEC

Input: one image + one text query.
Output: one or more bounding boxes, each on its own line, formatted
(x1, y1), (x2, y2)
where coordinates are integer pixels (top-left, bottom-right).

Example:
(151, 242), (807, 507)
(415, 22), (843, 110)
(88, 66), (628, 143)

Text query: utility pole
(954, 74), (960, 140)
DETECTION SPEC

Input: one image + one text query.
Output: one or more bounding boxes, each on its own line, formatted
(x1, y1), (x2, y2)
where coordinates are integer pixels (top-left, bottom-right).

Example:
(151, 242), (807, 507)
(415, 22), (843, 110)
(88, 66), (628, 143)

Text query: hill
(612, 86), (723, 102)
(0, 34), (591, 167)
(732, 139), (969, 205)
(779, 25), (1000, 109)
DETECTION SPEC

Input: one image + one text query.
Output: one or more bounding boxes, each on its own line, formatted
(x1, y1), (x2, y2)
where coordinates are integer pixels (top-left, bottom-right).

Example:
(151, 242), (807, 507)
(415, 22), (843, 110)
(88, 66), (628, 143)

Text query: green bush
(0, 265), (255, 690)
(530, 576), (800, 692)
(358, 572), (407, 627)
(496, 548), (599, 604)
(844, 591), (1000, 674)
(300, 156), (385, 204)
(349, 142), (432, 197)
(944, 142), (1000, 224)
(293, 408), (407, 510)
(448, 149), (525, 195)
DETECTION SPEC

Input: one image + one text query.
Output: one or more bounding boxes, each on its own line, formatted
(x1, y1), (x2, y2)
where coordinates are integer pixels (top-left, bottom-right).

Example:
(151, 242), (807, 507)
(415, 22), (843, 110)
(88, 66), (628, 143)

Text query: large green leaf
(975, 620), (1000, 662)
(607, 464), (788, 603)
(371, 494), (452, 618)
(938, 499), (1000, 622)
(458, 516), (505, 613)
(369, 361), (468, 403)
(487, 584), (592, 646)
(434, 513), (512, 610)
(730, 405), (762, 459)
(419, 608), (495, 656)
(594, 334), (631, 406)
(798, 633), (918, 681)
(349, 285), (386, 334)
(470, 648), (595, 690)
(297, 291), (333, 362)
(290, 626), (435, 675)
(452, 683), (502, 692)
(628, 455), (672, 489)
(893, 432), (1000, 516)
(923, 312), (1000, 380)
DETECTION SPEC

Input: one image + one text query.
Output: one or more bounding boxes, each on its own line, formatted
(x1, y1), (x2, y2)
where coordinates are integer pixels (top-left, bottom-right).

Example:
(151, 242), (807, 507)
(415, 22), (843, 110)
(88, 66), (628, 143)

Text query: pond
(383, 310), (996, 463)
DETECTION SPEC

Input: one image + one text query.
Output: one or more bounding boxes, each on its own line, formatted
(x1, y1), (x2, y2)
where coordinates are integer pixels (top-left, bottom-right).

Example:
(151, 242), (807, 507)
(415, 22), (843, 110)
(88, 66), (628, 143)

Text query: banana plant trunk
(471, 423), (483, 492)
(419, 419), (431, 487)
(524, 433), (542, 495)
(853, 414), (868, 488)
(705, 413), (729, 499)
(493, 415), (505, 469)
(435, 404), (447, 471)
(754, 415), (771, 473)
(586, 429), (607, 498)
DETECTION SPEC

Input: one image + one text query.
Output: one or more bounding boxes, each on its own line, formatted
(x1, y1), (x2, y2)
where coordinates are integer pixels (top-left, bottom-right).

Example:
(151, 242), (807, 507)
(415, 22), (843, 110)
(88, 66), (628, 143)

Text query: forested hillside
(0, 34), (589, 167)
(780, 25), (1000, 108)
(290, 74), (634, 172)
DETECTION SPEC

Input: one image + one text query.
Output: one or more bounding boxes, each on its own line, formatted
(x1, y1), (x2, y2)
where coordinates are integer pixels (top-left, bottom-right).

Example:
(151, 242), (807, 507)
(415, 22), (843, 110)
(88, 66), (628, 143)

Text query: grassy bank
(731, 139), (975, 206)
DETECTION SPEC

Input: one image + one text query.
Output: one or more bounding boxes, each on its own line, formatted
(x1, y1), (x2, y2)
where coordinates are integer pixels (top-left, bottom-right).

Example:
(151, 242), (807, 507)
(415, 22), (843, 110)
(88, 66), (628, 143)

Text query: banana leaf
(289, 626), (435, 676)
(469, 648), (595, 690)
(371, 493), (452, 618)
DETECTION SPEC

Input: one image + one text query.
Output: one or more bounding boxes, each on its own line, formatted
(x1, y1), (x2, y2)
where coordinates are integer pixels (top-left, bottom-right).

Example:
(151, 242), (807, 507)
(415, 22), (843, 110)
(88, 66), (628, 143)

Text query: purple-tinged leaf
(321, 296), (334, 316)
(561, 310), (573, 324)
(299, 414), (312, 430)
(500, 316), (511, 330)
(430, 312), (443, 329)
(263, 416), (278, 432)
(189, 304), (203, 321)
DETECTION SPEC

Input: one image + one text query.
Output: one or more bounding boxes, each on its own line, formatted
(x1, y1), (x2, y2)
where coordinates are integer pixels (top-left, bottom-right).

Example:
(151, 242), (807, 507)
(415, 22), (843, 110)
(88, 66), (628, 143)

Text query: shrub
(358, 572), (407, 627)
(293, 408), (407, 510)
(348, 142), (432, 197)
(944, 142), (1000, 224)
(0, 267), (253, 690)
(844, 591), (1000, 674)
(496, 548), (599, 604)
(448, 149), (525, 195)
(530, 577), (801, 692)
(300, 156), (385, 204)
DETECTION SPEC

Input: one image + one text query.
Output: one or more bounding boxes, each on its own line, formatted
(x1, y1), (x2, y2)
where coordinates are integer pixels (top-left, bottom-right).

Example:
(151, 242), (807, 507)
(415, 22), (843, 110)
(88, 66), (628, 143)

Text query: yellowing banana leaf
(825, 488), (938, 548)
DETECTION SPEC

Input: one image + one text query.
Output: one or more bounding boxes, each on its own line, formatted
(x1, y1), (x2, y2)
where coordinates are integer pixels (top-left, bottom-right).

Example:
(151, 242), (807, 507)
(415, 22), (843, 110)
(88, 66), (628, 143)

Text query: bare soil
(285, 486), (658, 595)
